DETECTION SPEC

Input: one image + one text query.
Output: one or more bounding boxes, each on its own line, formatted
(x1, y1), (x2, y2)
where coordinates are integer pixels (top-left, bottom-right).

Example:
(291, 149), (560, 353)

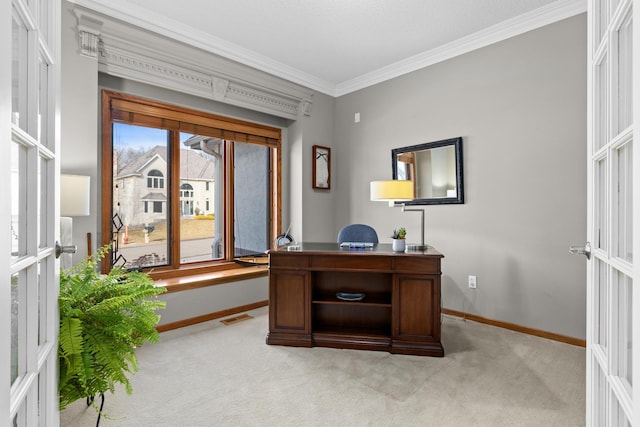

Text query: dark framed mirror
(392, 136), (464, 205)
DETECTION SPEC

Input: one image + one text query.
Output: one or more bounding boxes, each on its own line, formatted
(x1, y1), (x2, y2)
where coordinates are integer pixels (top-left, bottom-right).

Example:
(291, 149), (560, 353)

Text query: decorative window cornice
(73, 8), (313, 120)
(74, 10), (102, 58)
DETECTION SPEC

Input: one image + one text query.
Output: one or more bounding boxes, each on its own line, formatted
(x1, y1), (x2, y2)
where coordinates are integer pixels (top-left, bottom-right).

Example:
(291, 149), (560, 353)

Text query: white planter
(392, 239), (406, 252)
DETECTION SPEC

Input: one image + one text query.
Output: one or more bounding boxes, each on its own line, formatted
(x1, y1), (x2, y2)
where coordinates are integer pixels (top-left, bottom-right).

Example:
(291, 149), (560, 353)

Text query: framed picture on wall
(312, 145), (331, 190)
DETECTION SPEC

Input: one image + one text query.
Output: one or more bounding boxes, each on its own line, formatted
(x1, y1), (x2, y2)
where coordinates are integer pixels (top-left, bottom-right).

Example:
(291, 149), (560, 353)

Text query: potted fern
(58, 246), (166, 420)
(391, 227), (407, 252)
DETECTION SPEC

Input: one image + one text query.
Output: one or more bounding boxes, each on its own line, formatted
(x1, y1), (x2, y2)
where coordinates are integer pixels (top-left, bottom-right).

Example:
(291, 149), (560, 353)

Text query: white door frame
(3, 0), (61, 425)
(1, 0), (13, 421)
(633, 1), (640, 424)
(587, 0), (638, 425)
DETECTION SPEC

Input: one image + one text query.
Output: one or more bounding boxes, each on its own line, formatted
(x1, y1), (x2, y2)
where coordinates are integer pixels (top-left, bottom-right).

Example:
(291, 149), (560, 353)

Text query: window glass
(112, 123), (169, 269)
(179, 134), (219, 262)
(234, 142), (269, 257)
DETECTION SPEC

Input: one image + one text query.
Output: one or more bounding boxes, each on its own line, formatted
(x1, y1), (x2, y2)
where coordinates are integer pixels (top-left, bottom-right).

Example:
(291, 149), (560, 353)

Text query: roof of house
(140, 192), (167, 201)
(116, 145), (215, 181)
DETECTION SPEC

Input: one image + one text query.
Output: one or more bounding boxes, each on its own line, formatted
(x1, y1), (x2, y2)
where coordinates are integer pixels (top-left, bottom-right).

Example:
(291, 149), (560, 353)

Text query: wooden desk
(267, 243), (444, 357)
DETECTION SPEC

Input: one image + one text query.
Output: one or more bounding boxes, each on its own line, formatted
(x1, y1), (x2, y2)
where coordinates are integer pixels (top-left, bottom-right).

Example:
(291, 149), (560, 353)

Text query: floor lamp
(370, 179), (428, 251)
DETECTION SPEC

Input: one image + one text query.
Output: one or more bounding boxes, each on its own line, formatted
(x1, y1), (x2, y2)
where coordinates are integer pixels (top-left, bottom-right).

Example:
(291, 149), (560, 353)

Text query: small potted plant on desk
(391, 227), (407, 252)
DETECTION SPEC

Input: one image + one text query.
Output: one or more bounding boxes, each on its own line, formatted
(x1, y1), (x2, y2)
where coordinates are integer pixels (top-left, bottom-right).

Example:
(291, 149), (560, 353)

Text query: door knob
(55, 241), (77, 259)
(569, 242), (591, 260)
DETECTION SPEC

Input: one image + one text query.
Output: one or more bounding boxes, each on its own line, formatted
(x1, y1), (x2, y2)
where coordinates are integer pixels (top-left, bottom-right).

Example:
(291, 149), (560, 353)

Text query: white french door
(587, 0), (639, 425)
(2, 0), (60, 426)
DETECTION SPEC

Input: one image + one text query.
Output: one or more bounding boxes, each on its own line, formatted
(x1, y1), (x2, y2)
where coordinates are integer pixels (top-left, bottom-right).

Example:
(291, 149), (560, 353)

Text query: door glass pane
(38, 0), (50, 46)
(12, 9), (29, 132)
(595, 0), (608, 49)
(112, 123), (169, 269)
(12, 142), (27, 261)
(179, 133), (221, 262)
(38, 366), (46, 425)
(37, 260), (47, 346)
(616, 141), (633, 262)
(616, 13), (633, 134)
(11, 272), (20, 384)
(595, 258), (609, 350)
(594, 360), (609, 425)
(611, 392), (632, 426)
(595, 54), (609, 151)
(596, 157), (608, 250)
(614, 269), (632, 392)
(38, 156), (50, 249)
(38, 54), (50, 148)
(234, 142), (269, 257)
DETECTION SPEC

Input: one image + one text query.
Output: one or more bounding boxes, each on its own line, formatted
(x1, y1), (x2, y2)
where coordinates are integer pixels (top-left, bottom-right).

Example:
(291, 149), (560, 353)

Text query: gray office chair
(337, 224), (379, 244)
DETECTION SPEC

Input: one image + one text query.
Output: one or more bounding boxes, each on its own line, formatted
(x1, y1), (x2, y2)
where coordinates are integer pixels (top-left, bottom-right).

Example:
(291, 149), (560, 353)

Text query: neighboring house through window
(102, 90), (281, 277)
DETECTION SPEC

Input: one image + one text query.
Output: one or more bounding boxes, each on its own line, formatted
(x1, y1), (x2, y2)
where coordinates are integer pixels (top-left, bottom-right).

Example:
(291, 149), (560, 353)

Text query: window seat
(154, 265), (268, 293)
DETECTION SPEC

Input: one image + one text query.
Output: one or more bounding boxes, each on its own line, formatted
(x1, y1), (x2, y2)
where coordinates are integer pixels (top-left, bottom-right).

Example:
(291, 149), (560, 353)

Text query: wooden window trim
(101, 90), (283, 278)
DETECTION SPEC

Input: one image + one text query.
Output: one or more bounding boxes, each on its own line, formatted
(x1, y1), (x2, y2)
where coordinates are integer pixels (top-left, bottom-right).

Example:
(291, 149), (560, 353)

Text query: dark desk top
(270, 242), (443, 258)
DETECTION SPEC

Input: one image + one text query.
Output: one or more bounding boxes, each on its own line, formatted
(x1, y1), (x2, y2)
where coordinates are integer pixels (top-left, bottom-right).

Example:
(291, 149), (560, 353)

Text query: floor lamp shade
(61, 174), (91, 217)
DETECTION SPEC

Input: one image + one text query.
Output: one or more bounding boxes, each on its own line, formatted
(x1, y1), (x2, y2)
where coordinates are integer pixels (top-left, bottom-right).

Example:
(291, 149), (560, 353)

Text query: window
(181, 183), (194, 198)
(147, 170), (164, 188)
(102, 91), (281, 277)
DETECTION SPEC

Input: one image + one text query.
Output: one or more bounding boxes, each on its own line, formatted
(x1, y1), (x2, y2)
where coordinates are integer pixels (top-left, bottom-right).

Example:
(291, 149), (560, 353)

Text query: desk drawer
(269, 254), (309, 269)
(311, 255), (393, 270)
(393, 257), (441, 273)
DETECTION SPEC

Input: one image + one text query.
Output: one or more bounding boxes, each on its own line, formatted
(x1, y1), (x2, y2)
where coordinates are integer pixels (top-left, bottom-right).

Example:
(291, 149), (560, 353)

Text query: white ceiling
(72, 0), (586, 96)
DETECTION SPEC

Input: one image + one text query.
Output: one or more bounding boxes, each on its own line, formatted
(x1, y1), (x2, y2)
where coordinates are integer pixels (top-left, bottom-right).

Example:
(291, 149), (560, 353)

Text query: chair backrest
(337, 224), (379, 244)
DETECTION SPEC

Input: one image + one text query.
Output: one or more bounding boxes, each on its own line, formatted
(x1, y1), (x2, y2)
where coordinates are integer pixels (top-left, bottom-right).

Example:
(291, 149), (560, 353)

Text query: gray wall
(334, 14), (587, 339)
(297, 92), (337, 242)
(62, 0), (587, 340)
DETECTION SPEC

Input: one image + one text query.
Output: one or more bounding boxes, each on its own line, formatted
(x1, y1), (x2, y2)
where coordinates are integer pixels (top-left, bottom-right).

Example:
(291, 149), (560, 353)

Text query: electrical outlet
(468, 275), (477, 289)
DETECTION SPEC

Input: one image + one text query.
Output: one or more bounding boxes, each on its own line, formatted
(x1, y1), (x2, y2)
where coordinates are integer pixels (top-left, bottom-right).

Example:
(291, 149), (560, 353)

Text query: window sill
(154, 265), (268, 294)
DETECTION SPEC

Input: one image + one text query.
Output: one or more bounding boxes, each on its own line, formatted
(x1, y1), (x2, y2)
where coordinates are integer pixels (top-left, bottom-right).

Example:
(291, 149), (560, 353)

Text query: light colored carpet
(60, 307), (585, 426)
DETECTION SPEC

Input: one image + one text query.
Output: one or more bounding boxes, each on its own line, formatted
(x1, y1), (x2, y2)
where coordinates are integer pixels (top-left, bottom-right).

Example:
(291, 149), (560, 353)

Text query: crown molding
(71, 5), (314, 120)
(69, 0), (586, 98)
(335, 0), (587, 96)
(67, 0), (335, 96)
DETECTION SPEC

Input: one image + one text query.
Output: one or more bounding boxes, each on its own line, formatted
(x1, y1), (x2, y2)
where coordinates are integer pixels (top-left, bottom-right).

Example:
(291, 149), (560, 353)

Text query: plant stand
(86, 394), (105, 427)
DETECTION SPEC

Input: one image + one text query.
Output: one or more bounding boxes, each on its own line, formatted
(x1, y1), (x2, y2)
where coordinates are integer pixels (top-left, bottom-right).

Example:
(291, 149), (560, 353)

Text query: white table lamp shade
(370, 180), (413, 206)
(61, 174), (91, 216)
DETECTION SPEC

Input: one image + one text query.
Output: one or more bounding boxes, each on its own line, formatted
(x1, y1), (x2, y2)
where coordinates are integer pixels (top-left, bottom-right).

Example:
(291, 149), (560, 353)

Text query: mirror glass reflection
(392, 137), (464, 205)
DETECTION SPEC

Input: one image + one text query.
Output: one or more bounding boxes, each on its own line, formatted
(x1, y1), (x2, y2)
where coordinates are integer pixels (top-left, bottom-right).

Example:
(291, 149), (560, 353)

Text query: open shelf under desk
(312, 295), (391, 307)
